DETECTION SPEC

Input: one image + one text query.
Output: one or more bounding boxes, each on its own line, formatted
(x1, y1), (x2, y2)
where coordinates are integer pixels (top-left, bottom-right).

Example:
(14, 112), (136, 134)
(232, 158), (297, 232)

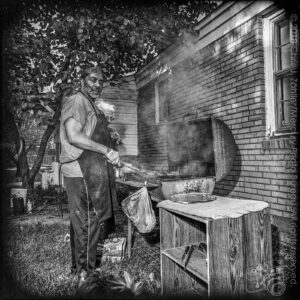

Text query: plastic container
(12, 196), (25, 215)
(10, 188), (27, 208)
(27, 200), (32, 214)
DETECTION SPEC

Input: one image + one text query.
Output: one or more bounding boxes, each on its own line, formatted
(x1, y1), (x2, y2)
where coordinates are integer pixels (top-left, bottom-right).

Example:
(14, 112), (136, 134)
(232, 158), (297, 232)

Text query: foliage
(3, 0), (218, 104)
(1, 0), (218, 187)
(27, 185), (67, 206)
(146, 272), (161, 295)
(110, 270), (144, 296)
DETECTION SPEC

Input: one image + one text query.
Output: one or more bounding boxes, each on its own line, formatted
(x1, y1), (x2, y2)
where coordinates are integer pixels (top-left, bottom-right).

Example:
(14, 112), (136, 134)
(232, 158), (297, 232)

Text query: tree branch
(25, 143), (35, 155)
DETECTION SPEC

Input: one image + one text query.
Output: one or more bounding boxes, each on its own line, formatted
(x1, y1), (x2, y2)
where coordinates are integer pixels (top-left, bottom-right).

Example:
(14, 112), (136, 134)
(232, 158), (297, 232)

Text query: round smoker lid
(211, 117), (237, 181)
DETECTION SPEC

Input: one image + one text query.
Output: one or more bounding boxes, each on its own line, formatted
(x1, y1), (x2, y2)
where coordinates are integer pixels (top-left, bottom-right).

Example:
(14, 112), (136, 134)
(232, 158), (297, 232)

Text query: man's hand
(108, 126), (121, 145)
(105, 149), (120, 166)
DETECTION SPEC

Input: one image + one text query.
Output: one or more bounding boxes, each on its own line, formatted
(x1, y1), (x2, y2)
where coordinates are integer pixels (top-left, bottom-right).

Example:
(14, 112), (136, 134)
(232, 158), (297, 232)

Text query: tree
(1, 0), (218, 188)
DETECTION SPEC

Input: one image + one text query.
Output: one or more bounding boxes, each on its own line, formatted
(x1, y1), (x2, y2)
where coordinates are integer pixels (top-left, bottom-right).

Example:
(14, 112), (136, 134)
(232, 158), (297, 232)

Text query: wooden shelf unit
(158, 196), (272, 297)
(162, 246), (208, 283)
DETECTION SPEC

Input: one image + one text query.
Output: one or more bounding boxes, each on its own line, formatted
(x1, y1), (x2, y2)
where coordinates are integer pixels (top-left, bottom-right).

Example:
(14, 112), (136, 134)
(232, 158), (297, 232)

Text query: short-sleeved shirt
(59, 92), (97, 177)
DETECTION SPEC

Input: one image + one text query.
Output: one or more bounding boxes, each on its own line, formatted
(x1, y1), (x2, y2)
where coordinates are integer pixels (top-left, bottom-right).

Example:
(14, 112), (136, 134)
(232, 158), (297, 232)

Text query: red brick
(271, 209), (283, 217)
(271, 203), (287, 211)
(257, 190), (272, 196)
(262, 196), (278, 203)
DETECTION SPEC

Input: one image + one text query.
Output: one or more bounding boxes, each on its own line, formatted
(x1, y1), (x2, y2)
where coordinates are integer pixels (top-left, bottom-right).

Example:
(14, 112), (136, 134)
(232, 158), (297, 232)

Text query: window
(263, 11), (297, 136)
(155, 78), (170, 124)
(274, 18), (291, 131)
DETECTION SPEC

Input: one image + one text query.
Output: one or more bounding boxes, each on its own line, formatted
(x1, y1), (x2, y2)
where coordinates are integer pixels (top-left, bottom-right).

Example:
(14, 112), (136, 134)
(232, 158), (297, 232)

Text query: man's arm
(65, 117), (120, 165)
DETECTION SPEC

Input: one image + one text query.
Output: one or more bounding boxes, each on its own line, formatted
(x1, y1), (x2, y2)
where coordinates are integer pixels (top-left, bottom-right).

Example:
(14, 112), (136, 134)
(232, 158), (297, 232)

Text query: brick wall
(136, 16), (298, 219)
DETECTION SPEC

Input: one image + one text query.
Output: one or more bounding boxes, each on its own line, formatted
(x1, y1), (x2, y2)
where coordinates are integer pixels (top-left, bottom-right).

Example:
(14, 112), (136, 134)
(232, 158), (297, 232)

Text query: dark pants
(64, 177), (104, 274)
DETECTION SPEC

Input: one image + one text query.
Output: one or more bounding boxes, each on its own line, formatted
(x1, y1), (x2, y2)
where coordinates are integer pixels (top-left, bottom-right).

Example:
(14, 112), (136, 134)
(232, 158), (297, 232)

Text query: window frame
(263, 10), (295, 137)
(155, 76), (170, 124)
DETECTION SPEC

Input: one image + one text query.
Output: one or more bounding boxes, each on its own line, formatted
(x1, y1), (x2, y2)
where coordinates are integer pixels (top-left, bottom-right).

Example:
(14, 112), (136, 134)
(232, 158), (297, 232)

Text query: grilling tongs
(181, 242), (207, 270)
(181, 245), (195, 270)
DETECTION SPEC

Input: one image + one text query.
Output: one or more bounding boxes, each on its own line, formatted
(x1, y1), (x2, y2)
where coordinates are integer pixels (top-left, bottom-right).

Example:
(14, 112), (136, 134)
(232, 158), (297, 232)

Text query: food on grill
(170, 192), (217, 204)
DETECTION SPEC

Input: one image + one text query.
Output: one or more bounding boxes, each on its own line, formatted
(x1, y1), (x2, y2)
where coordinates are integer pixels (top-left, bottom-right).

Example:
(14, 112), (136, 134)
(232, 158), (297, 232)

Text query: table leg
(128, 218), (132, 258)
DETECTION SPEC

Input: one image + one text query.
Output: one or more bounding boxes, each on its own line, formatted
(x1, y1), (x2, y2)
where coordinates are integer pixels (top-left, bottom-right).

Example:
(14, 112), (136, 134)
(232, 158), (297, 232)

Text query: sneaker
(77, 270), (88, 290)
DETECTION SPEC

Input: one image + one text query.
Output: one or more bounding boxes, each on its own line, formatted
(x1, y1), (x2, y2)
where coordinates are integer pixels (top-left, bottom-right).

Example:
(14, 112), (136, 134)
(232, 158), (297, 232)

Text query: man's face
(82, 72), (104, 100)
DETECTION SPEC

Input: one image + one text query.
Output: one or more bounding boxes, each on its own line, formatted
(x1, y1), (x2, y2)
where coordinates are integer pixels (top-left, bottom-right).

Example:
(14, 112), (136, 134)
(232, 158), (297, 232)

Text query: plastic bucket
(13, 196), (25, 215)
(10, 188), (27, 208)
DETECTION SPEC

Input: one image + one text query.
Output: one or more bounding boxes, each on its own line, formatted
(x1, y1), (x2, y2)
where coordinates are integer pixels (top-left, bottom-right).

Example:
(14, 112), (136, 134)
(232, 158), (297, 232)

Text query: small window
(274, 18), (291, 132)
(264, 12), (297, 136)
(155, 78), (170, 124)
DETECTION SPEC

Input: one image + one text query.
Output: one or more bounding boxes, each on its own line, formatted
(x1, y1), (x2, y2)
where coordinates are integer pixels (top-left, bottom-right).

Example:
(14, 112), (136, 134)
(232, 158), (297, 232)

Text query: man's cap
(81, 66), (103, 79)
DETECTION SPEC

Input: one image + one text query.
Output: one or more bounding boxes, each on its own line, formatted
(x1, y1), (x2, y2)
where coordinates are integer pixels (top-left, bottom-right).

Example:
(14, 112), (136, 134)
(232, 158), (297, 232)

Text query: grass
(2, 210), (161, 298)
(3, 220), (77, 297)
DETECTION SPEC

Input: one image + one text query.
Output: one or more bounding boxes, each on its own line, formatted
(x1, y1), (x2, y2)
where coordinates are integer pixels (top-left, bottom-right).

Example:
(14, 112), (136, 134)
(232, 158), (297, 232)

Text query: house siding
(137, 81), (169, 170)
(136, 15), (298, 220)
(101, 75), (138, 156)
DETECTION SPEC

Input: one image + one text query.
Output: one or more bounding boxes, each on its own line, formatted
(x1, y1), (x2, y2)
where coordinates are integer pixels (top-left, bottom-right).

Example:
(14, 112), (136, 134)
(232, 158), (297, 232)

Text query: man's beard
(83, 85), (101, 99)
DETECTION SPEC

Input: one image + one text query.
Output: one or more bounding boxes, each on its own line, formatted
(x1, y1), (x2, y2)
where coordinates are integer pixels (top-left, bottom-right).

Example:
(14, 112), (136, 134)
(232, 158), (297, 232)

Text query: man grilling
(59, 66), (120, 291)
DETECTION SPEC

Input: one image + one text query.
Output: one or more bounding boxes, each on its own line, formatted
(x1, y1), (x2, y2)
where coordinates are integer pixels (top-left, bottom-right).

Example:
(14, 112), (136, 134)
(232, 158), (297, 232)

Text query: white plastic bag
(121, 187), (156, 233)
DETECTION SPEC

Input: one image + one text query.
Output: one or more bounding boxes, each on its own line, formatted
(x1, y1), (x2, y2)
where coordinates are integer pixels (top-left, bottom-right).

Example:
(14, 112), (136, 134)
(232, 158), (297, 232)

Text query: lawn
(2, 209), (161, 298)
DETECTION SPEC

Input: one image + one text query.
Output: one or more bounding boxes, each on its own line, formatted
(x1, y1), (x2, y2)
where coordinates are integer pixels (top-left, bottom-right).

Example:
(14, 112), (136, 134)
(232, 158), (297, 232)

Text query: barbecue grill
(159, 116), (237, 202)
(156, 117), (272, 297)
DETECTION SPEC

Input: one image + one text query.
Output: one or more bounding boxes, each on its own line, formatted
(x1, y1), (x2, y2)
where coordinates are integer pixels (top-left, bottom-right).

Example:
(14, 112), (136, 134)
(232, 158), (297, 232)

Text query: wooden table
(158, 196), (272, 297)
(116, 179), (159, 257)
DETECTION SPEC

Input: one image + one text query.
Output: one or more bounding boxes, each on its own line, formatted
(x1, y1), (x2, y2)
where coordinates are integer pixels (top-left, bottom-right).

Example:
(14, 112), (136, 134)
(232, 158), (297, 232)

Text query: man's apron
(78, 107), (116, 225)
(70, 93), (117, 273)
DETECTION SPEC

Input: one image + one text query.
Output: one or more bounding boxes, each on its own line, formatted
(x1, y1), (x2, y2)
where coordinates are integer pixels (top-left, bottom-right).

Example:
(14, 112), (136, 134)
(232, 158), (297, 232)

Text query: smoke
(95, 100), (116, 117)
(166, 118), (215, 177)
(137, 66), (216, 177)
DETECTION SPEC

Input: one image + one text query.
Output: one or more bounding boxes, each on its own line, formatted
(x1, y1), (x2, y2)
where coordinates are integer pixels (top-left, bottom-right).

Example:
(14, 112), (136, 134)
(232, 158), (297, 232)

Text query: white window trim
(155, 76), (170, 125)
(155, 81), (160, 125)
(263, 9), (292, 138)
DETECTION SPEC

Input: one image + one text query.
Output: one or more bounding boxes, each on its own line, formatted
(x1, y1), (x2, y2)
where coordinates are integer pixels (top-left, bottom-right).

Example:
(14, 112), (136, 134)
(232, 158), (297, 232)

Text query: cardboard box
(97, 237), (127, 262)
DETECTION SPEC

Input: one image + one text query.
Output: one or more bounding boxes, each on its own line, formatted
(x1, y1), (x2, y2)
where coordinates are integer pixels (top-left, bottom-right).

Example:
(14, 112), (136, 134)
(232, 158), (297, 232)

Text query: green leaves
(109, 271), (144, 296)
(66, 16), (74, 22)
(4, 0), (218, 118)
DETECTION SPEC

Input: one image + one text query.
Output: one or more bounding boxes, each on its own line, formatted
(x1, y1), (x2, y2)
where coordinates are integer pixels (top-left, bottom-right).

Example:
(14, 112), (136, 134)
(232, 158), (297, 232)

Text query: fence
(28, 154), (57, 166)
